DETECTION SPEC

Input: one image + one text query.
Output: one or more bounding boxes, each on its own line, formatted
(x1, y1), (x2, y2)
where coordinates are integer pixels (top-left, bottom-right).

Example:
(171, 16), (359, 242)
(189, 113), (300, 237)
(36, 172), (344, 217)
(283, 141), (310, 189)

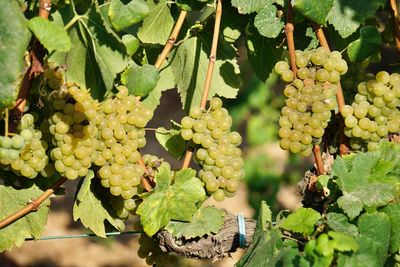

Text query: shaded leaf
(281, 208), (321, 235)
(381, 203), (400, 253)
(325, 212), (358, 237)
(27, 17), (71, 52)
(73, 171), (118, 237)
(0, 185), (50, 252)
(108, 0), (149, 31)
(155, 126), (186, 159)
(347, 26), (381, 63)
(254, 4), (284, 38)
(170, 36), (240, 111)
(137, 0), (174, 44)
(0, 0), (31, 109)
(121, 64), (160, 97)
(165, 206), (224, 238)
(136, 163), (205, 236)
(293, 0), (333, 25)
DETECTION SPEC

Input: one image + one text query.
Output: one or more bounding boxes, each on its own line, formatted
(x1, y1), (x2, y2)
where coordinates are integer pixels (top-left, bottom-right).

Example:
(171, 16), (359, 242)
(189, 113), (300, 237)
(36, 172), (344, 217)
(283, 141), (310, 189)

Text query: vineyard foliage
(0, 0), (400, 266)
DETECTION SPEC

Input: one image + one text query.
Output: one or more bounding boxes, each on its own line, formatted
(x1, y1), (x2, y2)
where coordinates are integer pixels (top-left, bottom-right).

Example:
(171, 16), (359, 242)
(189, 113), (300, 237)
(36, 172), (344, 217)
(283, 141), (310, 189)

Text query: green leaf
(254, 4), (284, 38)
(259, 201), (272, 229)
(137, 0), (174, 45)
(231, 0), (271, 14)
(357, 212), (391, 265)
(337, 253), (380, 267)
(155, 126), (186, 159)
(170, 36), (240, 111)
(0, 0), (31, 109)
(142, 63), (176, 112)
(136, 163), (206, 236)
(293, 0), (333, 25)
(327, 0), (386, 38)
(246, 31), (283, 82)
(165, 206), (224, 238)
(281, 208), (321, 235)
(121, 64), (160, 97)
(315, 233), (335, 256)
(381, 203), (400, 253)
(121, 34), (139, 56)
(73, 171), (118, 237)
(0, 184), (50, 252)
(325, 212), (358, 237)
(337, 183), (396, 220)
(328, 231), (359, 252)
(49, 4), (128, 98)
(347, 26), (381, 63)
(108, 0), (149, 31)
(27, 17), (71, 52)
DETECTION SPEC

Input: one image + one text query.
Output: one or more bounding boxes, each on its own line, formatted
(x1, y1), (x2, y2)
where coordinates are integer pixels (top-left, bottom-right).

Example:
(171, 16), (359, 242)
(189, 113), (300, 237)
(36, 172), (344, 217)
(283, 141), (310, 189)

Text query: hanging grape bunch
(180, 97), (244, 202)
(341, 71), (400, 151)
(43, 63), (64, 90)
(0, 114), (50, 179)
(275, 47), (348, 156)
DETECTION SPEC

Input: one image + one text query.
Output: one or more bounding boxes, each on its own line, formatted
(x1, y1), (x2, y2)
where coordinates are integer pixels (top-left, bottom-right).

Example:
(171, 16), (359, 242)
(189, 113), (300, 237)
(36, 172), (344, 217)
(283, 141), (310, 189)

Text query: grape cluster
(109, 196), (137, 220)
(180, 97), (244, 202)
(0, 114), (50, 179)
(49, 90), (98, 180)
(341, 71), (400, 151)
(68, 85), (153, 200)
(275, 48), (347, 155)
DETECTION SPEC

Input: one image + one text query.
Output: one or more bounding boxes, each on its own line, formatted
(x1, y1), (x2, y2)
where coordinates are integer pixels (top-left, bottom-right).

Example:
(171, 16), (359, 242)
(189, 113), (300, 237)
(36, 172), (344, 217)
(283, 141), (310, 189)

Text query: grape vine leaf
(325, 212), (358, 237)
(327, 231), (359, 252)
(142, 63), (176, 112)
(73, 171), (119, 238)
(137, 0), (174, 45)
(254, 4), (284, 38)
(231, 0), (271, 14)
(0, 0), (31, 109)
(170, 36), (240, 111)
(357, 212), (391, 266)
(108, 0), (149, 31)
(155, 125), (186, 159)
(293, 0), (333, 25)
(136, 163), (206, 236)
(121, 63), (160, 97)
(49, 4), (128, 98)
(347, 26), (381, 63)
(165, 206), (224, 238)
(0, 185), (50, 252)
(281, 208), (321, 235)
(27, 17), (71, 52)
(121, 34), (140, 56)
(381, 204), (400, 253)
(246, 30), (283, 82)
(327, 0), (386, 38)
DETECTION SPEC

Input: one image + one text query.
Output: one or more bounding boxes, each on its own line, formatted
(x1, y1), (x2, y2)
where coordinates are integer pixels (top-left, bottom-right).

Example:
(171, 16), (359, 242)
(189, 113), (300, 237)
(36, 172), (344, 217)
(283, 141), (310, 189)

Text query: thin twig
(181, 0), (222, 169)
(312, 24), (348, 155)
(9, 0), (51, 132)
(154, 11), (188, 70)
(313, 145), (324, 175)
(285, 3), (297, 75)
(0, 177), (67, 230)
(390, 0), (400, 53)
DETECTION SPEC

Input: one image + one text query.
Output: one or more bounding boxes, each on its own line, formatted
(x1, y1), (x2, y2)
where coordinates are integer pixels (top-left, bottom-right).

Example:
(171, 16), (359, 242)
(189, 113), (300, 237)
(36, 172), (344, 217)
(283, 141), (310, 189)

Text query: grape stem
(312, 24), (349, 155)
(390, 0), (400, 53)
(9, 0), (52, 133)
(154, 11), (188, 70)
(312, 145), (324, 175)
(181, 0), (222, 169)
(0, 177), (67, 230)
(284, 2), (297, 75)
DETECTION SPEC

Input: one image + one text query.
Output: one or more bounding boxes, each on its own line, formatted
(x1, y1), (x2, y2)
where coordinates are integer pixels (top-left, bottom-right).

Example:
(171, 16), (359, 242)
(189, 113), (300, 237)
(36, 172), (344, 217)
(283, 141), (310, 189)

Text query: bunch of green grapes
(49, 88), (99, 180)
(341, 71), (400, 151)
(43, 64), (64, 90)
(68, 85), (153, 200)
(180, 97), (244, 202)
(109, 196), (137, 220)
(0, 114), (51, 179)
(275, 47), (348, 155)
